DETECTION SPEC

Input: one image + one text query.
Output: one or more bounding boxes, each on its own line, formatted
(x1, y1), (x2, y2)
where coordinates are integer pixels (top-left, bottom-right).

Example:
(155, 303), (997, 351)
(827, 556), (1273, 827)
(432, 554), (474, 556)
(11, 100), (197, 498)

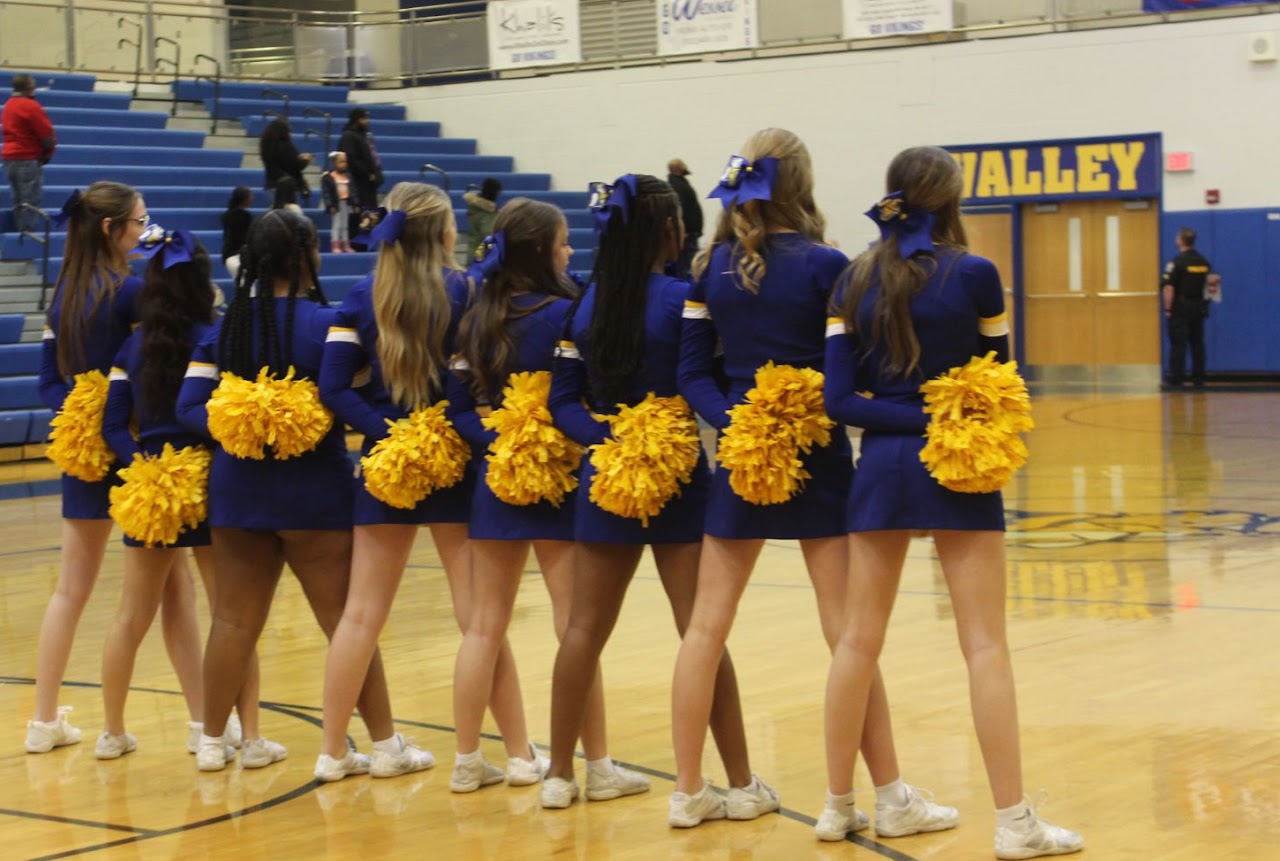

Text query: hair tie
(587, 175), (638, 236)
(467, 231), (506, 283)
(51, 189), (83, 228)
(133, 226), (198, 269)
(865, 192), (936, 259)
(368, 209), (407, 250)
(707, 156), (778, 209)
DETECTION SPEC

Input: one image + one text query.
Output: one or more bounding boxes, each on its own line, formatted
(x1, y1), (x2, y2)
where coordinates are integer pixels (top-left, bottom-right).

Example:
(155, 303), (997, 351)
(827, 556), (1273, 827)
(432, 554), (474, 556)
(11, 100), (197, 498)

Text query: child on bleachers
(320, 152), (354, 253)
(220, 186), (253, 281)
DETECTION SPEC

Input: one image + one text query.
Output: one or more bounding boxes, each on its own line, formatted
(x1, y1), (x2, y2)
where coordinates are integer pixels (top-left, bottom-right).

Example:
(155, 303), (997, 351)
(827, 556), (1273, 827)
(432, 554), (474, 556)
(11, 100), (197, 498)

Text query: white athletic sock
(455, 749), (481, 766)
(586, 756), (613, 774)
(371, 734), (402, 754)
(996, 800), (1032, 828)
(827, 789), (855, 810)
(875, 777), (911, 808)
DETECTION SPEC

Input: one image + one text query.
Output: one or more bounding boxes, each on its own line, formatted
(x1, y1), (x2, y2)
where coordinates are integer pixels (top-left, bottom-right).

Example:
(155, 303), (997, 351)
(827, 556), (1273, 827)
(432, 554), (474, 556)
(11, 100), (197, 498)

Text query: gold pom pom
(716, 362), (836, 505)
(588, 394), (701, 526)
(206, 366), (333, 460)
(47, 370), (114, 482)
(482, 371), (582, 506)
(109, 444), (212, 547)
(919, 351), (1034, 493)
(361, 402), (470, 509)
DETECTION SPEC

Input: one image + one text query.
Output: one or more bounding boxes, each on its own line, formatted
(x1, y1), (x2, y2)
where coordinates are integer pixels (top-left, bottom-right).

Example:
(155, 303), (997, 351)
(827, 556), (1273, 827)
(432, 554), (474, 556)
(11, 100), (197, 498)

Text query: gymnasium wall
(379, 13), (1280, 373)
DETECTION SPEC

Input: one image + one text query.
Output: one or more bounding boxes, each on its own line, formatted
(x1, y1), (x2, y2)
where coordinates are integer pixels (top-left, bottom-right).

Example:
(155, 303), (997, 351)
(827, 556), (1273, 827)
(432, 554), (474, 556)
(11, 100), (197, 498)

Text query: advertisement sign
(843, 0), (953, 40)
(487, 0), (581, 71)
(657, 0), (759, 56)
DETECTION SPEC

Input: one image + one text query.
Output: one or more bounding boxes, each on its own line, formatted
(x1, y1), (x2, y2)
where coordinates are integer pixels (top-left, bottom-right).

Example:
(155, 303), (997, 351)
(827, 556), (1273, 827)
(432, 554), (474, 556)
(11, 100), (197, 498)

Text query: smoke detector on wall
(1248, 32), (1276, 63)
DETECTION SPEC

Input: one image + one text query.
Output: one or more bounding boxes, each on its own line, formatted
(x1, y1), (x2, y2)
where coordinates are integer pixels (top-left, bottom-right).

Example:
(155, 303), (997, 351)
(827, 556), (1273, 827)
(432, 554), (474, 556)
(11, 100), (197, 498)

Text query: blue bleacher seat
(0, 376), (41, 409)
(42, 108), (168, 129)
(174, 80), (352, 105)
(27, 90), (132, 110)
(52, 146), (243, 169)
(55, 126), (205, 148)
(375, 154), (514, 173)
(240, 117), (442, 140)
(0, 410), (31, 446)
(0, 71), (96, 92)
(28, 409), (51, 444)
(209, 98), (405, 122)
(0, 316), (25, 344)
(0, 344), (42, 375)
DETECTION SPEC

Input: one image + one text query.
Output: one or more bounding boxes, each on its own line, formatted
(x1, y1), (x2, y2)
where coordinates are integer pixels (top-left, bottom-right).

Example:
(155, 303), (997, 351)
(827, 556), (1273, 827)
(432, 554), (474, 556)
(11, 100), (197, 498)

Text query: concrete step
(0, 261), (35, 277)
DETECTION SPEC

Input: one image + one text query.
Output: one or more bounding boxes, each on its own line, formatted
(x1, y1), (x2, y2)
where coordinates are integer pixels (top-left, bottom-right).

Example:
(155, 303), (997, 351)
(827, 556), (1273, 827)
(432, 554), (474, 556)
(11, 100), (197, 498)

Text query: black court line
(0, 808), (155, 835)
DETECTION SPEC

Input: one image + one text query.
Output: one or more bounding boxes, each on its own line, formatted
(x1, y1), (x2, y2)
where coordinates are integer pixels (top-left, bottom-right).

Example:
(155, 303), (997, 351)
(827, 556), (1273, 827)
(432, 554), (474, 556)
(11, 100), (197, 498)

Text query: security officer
(1161, 227), (1212, 388)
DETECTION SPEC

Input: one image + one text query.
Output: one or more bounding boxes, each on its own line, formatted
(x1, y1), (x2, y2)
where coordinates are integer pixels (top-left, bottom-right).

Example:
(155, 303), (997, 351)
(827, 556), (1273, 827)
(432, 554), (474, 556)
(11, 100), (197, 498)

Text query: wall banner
(657, 0), (759, 56)
(487, 0), (581, 71)
(843, 0), (952, 40)
(945, 134), (1163, 205)
(1143, 1), (1266, 11)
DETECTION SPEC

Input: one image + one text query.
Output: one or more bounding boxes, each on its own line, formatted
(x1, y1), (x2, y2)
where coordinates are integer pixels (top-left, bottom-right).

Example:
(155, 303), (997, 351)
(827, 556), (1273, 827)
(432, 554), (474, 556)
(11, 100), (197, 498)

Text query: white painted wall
(371, 14), (1280, 249)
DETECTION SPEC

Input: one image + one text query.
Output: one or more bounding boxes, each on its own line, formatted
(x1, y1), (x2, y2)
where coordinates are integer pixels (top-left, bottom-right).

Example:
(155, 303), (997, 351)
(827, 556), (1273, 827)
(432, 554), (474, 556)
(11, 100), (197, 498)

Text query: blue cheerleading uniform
(175, 297), (354, 531)
(39, 274), (144, 519)
(318, 270), (476, 526)
(678, 234), (851, 540)
(446, 294), (577, 541)
(549, 275), (709, 545)
(102, 323), (215, 547)
(826, 250), (1010, 533)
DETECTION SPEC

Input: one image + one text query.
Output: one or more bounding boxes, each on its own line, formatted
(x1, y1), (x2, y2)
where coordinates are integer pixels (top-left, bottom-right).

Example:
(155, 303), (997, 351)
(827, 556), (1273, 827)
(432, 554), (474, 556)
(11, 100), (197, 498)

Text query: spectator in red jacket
(2, 74), (56, 235)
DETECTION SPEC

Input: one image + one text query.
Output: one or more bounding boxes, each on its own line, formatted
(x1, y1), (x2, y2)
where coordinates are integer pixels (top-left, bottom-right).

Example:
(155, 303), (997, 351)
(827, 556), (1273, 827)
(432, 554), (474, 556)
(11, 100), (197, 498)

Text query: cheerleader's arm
(823, 323), (928, 434)
(318, 325), (389, 442)
(175, 353), (218, 439)
(444, 361), (496, 450)
(548, 340), (609, 447)
(102, 364), (141, 465)
(677, 304), (732, 430)
(37, 326), (70, 412)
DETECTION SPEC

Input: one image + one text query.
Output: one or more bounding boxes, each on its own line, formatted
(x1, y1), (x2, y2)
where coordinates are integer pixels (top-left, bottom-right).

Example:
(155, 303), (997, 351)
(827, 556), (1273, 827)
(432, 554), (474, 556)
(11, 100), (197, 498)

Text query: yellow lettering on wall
(1110, 141), (1147, 191)
(1009, 149), (1043, 196)
(976, 150), (1011, 198)
(1043, 147), (1075, 194)
(956, 151), (979, 199)
(1075, 144), (1111, 193)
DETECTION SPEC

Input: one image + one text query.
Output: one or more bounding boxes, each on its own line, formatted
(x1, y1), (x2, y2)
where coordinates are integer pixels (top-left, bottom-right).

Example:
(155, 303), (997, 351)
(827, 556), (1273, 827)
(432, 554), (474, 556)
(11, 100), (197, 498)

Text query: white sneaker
(506, 745), (549, 786)
(94, 732), (138, 760)
(25, 706), (82, 753)
(315, 750), (372, 782)
(241, 737), (288, 769)
(540, 776), (580, 809)
(195, 735), (236, 772)
(186, 722), (203, 754)
(995, 810), (1084, 859)
(370, 733), (435, 778)
(725, 775), (780, 820)
(876, 784), (959, 837)
(226, 715), (243, 749)
(585, 760), (651, 801)
(450, 751), (505, 793)
(815, 792), (871, 841)
(669, 782), (728, 828)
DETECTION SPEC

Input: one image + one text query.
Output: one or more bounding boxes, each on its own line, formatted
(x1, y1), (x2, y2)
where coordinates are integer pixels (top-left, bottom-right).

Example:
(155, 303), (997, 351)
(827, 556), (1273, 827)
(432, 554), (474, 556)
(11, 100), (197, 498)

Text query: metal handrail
(302, 129), (327, 167)
(193, 53), (222, 135)
(262, 108), (285, 123)
(115, 17), (143, 98)
(153, 36), (182, 117)
(260, 88), (290, 119)
(420, 163), (450, 194)
(16, 204), (53, 311)
(301, 107), (332, 160)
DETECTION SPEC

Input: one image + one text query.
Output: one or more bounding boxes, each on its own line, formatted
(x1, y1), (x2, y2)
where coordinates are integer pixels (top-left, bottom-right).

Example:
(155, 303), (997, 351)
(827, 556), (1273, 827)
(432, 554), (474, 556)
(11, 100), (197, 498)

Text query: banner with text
(843, 0), (952, 40)
(1143, 1), (1266, 11)
(658, 0), (759, 56)
(945, 134), (1162, 205)
(487, 0), (581, 71)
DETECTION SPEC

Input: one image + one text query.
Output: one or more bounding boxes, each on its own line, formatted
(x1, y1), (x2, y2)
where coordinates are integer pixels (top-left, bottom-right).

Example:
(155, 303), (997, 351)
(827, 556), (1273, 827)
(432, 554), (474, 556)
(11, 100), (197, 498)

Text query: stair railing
(154, 36), (182, 117)
(261, 88), (291, 120)
(420, 163), (450, 194)
(302, 107), (333, 160)
(194, 53), (223, 135)
(116, 17), (143, 99)
(16, 204), (53, 311)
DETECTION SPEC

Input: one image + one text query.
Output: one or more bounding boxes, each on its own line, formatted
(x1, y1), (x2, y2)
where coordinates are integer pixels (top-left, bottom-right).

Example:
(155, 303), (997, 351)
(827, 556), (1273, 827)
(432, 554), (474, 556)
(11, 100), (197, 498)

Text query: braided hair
(217, 209), (326, 378)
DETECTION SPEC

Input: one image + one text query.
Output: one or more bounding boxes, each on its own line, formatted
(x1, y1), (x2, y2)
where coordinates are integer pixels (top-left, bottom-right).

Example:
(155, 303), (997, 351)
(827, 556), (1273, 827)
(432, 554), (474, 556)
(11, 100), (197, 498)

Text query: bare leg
(433, 523), (529, 758)
(193, 545), (260, 739)
(933, 530), (1023, 807)
(654, 541), (752, 788)
(33, 518), (114, 721)
(101, 547), (179, 735)
(823, 531), (910, 795)
(321, 524), (418, 757)
(159, 552), (203, 721)
(671, 536), (762, 794)
(453, 539), (528, 754)
(801, 536), (900, 786)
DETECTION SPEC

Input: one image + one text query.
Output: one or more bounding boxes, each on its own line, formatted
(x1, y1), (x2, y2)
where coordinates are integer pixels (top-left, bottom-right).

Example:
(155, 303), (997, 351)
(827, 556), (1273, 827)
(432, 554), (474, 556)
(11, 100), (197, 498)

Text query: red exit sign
(1166, 151), (1194, 172)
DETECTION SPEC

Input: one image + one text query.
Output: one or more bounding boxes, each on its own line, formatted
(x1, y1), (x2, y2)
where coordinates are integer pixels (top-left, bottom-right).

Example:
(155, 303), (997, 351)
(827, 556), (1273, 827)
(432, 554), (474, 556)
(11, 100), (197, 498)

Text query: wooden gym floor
(0, 389), (1276, 860)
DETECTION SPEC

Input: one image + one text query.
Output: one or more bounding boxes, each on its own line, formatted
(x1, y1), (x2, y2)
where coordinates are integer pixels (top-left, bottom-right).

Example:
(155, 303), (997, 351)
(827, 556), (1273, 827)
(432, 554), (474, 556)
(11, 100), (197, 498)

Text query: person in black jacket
(1161, 227), (1213, 388)
(259, 118), (311, 197)
(338, 108), (382, 211)
(667, 158), (702, 277)
(220, 185), (253, 280)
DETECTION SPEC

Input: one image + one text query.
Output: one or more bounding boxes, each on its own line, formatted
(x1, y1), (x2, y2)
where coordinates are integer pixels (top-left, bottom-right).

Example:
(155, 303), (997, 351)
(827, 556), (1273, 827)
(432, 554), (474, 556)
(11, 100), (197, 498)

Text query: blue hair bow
(350, 206), (388, 248)
(865, 192), (935, 259)
(466, 231), (506, 283)
(51, 189), (82, 228)
(133, 226), (199, 269)
(368, 209), (407, 250)
(588, 175), (638, 236)
(707, 156), (779, 209)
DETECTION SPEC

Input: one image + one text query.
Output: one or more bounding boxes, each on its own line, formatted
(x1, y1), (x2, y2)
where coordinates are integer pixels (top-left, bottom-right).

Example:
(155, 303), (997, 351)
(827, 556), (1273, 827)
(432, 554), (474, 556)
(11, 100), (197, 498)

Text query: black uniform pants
(1167, 313), (1206, 385)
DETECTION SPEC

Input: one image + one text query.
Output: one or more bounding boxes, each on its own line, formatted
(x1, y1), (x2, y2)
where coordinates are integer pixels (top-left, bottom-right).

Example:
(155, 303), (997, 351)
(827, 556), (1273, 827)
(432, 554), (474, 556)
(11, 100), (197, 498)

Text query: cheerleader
(313, 182), (467, 780)
(27, 183), (203, 753)
(539, 174), (747, 809)
(821, 146), (1082, 857)
(669, 129), (955, 831)
(174, 209), (392, 772)
(446, 198), (610, 792)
